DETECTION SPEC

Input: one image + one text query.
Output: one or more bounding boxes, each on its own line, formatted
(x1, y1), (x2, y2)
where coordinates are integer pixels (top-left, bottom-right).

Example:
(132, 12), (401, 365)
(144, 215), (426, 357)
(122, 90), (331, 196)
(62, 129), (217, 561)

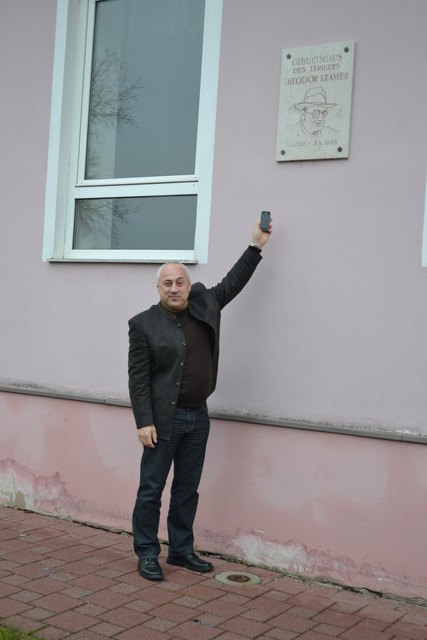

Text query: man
(128, 218), (272, 581)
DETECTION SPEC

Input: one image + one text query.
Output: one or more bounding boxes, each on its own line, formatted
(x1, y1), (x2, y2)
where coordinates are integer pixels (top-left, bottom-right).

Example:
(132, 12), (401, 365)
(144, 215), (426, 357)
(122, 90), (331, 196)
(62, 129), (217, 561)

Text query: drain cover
(215, 570), (261, 586)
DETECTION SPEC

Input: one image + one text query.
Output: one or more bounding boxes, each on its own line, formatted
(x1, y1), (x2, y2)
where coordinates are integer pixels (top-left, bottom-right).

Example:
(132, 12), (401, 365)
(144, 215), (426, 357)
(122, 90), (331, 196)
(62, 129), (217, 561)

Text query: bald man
(128, 219), (272, 580)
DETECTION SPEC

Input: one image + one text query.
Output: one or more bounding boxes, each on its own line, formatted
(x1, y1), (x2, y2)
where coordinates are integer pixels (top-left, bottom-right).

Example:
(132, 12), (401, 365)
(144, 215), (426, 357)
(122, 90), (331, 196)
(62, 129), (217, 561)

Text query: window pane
(73, 196), (197, 249)
(85, 0), (205, 180)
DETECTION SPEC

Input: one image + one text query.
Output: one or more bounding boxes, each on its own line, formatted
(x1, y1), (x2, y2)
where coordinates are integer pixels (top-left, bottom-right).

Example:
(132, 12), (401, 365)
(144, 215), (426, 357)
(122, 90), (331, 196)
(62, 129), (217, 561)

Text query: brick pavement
(1, 507), (426, 639)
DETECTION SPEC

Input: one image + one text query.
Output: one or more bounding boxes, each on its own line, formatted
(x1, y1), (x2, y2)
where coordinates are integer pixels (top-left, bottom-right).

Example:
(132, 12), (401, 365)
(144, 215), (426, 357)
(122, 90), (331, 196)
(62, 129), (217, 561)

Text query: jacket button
(171, 401), (177, 406)
(176, 381), (180, 386)
(180, 362), (184, 366)
(182, 342), (186, 346)
(177, 322), (182, 328)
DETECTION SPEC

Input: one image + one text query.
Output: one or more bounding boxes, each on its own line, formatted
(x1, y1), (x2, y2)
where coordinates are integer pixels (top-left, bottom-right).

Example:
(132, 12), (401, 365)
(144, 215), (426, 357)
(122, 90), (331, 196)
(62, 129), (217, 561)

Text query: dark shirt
(176, 309), (213, 408)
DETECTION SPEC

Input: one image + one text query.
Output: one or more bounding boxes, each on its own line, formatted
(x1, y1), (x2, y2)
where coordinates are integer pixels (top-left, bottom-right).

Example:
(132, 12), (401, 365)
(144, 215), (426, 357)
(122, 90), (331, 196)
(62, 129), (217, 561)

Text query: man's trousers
(132, 405), (210, 558)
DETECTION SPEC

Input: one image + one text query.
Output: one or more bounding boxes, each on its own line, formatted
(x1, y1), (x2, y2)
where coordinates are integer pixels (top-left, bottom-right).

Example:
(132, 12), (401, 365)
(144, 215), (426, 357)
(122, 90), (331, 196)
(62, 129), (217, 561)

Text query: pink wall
(208, 0), (427, 432)
(1, 392), (426, 600)
(1, 0), (427, 602)
(1, 0), (427, 434)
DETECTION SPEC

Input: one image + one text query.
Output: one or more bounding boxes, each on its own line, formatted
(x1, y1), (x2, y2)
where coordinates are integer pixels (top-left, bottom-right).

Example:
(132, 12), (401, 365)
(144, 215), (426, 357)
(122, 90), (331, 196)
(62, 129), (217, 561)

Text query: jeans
(132, 405), (210, 558)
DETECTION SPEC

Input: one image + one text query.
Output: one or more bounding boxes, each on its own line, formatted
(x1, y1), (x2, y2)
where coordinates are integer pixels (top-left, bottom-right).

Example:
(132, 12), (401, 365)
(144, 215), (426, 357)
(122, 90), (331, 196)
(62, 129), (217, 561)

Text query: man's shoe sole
(166, 557), (213, 573)
(138, 569), (164, 581)
(140, 573), (163, 581)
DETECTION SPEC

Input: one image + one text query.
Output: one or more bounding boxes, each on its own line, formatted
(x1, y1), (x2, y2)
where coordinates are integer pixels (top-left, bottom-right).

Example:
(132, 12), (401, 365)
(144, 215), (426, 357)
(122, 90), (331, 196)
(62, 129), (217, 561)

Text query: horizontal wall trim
(1, 383), (426, 444)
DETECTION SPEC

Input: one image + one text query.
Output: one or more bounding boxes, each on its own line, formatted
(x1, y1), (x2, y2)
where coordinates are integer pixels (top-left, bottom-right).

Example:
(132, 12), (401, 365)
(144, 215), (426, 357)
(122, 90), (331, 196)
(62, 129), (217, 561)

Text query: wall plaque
(276, 41), (355, 161)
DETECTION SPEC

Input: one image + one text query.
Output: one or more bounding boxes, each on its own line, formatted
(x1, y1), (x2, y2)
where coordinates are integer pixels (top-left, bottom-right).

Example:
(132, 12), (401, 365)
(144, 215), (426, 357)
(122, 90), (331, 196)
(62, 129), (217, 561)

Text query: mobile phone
(260, 210), (271, 232)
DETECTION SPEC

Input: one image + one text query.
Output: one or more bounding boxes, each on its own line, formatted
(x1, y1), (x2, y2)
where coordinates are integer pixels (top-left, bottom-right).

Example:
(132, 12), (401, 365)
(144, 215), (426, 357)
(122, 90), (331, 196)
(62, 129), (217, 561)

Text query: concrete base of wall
(1, 391), (426, 602)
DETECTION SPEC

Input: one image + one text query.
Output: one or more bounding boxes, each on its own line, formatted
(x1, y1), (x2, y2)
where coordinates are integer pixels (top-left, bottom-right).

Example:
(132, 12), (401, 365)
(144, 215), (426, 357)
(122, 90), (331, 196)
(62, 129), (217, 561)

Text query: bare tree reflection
(88, 49), (143, 132)
(74, 198), (139, 250)
(75, 50), (143, 249)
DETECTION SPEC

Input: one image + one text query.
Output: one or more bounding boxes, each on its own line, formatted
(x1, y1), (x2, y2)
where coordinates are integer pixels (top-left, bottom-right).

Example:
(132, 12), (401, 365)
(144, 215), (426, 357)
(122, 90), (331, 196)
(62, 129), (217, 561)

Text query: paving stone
(116, 625), (171, 639)
(13, 564), (52, 579)
(101, 605), (151, 628)
(166, 567), (216, 586)
(220, 593), (251, 606)
(311, 623), (341, 636)
(74, 602), (108, 617)
(0, 613), (45, 633)
(144, 615), (180, 632)
(246, 595), (291, 615)
(110, 582), (141, 595)
(90, 621), (126, 636)
(0, 582), (20, 598)
(213, 632), (253, 640)
(1, 573), (31, 586)
(219, 615), (271, 638)
(1, 507), (427, 640)
(340, 623), (394, 639)
(181, 582), (225, 601)
(71, 572), (118, 592)
(24, 576), (68, 594)
(33, 592), (83, 613)
(124, 598), (155, 613)
(199, 597), (249, 620)
(312, 608), (362, 630)
(132, 584), (180, 605)
(86, 587), (132, 608)
(174, 594), (206, 608)
(268, 578), (307, 596)
(0, 560), (21, 571)
(169, 618), (222, 639)
(44, 609), (98, 632)
(5, 549), (46, 564)
(268, 611), (317, 634)
(241, 606), (277, 622)
(150, 601), (199, 623)
(288, 592), (333, 612)
(384, 620), (427, 639)
(34, 626), (70, 639)
(10, 588), (45, 603)
(47, 545), (92, 562)
(0, 596), (31, 617)
(60, 559), (102, 575)
(358, 600), (404, 623)
(22, 606), (57, 621)
(64, 631), (110, 640)
(296, 632), (336, 640)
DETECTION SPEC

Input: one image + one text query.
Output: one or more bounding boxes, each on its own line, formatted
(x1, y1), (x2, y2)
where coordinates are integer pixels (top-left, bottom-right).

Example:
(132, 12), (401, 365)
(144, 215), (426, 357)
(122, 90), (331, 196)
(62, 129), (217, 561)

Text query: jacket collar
(158, 300), (190, 319)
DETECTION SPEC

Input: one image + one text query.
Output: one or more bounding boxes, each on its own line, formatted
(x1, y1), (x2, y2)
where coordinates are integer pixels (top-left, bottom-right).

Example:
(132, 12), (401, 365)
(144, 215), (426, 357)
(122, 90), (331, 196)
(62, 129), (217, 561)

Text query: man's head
(157, 262), (191, 312)
(294, 86), (336, 136)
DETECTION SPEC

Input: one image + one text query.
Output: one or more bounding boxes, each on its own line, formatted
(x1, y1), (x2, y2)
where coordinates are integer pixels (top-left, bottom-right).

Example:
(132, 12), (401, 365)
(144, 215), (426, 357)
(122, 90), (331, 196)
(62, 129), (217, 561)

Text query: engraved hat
(295, 86), (337, 111)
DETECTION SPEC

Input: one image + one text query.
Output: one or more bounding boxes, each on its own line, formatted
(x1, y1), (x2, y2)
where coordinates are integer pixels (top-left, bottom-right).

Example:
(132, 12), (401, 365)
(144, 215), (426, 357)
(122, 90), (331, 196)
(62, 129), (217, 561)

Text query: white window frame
(43, 0), (222, 263)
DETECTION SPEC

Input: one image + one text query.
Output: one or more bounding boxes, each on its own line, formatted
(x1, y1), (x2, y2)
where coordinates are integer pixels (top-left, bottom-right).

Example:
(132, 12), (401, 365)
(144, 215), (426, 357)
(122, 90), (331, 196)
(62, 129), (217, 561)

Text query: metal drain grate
(215, 570), (261, 586)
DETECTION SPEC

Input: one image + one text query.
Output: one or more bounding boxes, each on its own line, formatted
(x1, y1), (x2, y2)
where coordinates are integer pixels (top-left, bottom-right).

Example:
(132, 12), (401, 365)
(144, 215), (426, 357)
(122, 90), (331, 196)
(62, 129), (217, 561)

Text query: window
(43, 0), (222, 263)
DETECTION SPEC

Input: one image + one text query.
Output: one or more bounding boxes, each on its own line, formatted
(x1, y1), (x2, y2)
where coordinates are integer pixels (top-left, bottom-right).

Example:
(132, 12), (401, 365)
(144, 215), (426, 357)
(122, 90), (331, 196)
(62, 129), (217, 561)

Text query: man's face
(301, 107), (328, 135)
(157, 263), (191, 312)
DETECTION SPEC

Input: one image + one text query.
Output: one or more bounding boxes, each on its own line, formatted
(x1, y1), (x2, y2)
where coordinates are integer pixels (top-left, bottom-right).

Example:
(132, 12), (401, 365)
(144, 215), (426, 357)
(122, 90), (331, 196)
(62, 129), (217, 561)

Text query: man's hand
(252, 217), (273, 249)
(137, 425), (157, 448)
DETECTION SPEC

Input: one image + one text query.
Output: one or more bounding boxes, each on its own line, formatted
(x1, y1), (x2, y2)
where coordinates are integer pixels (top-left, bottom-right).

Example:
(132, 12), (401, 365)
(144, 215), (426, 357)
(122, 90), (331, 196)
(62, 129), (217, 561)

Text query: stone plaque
(276, 41), (355, 161)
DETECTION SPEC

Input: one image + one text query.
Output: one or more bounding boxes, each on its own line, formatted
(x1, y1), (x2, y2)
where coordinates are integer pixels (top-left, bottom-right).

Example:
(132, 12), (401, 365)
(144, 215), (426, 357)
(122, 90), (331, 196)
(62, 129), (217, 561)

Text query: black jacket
(128, 246), (262, 439)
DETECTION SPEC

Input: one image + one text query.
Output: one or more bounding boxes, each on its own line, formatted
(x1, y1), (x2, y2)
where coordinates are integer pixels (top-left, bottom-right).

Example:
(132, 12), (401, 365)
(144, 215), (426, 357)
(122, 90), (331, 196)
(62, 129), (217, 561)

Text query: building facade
(1, 0), (427, 601)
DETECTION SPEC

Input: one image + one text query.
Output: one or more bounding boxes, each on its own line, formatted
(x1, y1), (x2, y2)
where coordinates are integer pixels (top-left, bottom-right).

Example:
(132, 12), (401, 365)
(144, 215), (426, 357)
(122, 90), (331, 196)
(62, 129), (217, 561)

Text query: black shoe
(167, 551), (214, 573)
(138, 557), (164, 581)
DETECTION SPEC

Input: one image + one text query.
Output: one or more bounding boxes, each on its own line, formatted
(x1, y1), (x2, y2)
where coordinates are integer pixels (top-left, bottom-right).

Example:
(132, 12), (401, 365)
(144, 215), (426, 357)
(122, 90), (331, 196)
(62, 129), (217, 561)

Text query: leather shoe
(138, 557), (164, 581)
(167, 551), (214, 573)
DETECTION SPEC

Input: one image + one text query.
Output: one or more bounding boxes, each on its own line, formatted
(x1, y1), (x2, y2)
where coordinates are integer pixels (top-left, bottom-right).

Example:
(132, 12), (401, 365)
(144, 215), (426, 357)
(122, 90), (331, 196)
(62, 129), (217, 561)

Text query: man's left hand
(252, 217), (273, 249)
